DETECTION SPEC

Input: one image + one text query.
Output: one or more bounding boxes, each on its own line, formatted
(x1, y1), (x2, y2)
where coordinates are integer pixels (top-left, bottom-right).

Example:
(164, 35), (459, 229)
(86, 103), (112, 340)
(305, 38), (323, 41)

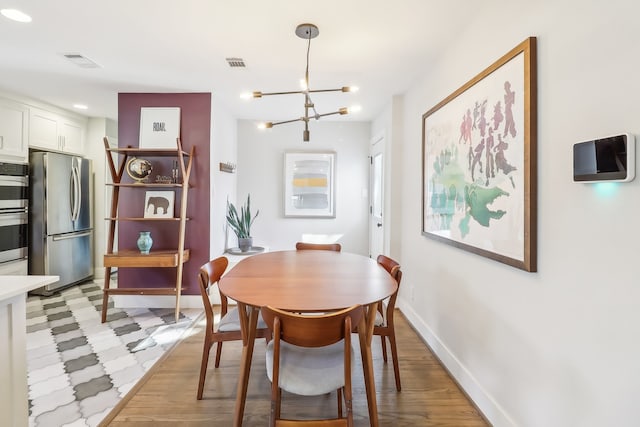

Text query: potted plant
(226, 194), (260, 252)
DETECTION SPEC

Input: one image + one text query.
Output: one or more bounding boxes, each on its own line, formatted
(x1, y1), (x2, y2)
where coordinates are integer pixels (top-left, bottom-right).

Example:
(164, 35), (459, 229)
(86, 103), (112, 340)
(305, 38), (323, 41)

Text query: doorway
(369, 134), (384, 258)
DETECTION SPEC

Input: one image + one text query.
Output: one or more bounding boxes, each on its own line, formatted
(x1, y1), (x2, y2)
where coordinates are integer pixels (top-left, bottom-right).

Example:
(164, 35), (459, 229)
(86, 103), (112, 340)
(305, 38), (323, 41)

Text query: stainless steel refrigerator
(29, 152), (94, 295)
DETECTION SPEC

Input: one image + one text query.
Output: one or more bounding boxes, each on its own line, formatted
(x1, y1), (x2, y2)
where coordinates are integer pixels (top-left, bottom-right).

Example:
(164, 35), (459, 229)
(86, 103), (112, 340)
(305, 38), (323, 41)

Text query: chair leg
(275, 387), (282, 421)
(380, 335), (388, 363)
(214, 341), (223, 368)
(197, 338), (212, 400)
(388, 330), (401, 391)
(344, 386), (354, 426)
(269, 397), (276, 427)
(337, 388), (343, 417)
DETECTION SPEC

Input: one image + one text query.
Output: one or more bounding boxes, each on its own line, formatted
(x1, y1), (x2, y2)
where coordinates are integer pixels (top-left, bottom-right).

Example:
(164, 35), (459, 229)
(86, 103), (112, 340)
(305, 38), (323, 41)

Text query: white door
(369, 135), (384, 258)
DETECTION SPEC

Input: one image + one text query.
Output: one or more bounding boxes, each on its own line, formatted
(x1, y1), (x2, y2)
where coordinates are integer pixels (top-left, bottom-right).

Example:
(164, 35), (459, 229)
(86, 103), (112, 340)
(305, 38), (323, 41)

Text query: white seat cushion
(266, 339), (353, 396)
(218, 307), (267, 332)
(374, 301), (388, 326)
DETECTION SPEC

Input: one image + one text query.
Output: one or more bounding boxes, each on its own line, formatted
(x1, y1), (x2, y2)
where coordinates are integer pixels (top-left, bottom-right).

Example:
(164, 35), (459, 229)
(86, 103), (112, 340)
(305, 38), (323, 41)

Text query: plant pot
(238, 237), (253, 252)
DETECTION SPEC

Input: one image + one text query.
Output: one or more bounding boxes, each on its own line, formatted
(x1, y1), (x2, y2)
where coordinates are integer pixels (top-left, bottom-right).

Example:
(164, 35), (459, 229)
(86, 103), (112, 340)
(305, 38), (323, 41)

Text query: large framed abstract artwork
(284, 151), (335, 218)
(421, 37), (537, 272)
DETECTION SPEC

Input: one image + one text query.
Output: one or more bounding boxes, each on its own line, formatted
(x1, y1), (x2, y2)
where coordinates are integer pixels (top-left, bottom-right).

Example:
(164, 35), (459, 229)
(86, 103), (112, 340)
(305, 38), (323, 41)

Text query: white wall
(210, 97), (238, 257)
(85, 117), (117, 280)
(237, 120), (370, 254)
(382, 1), (640, 426)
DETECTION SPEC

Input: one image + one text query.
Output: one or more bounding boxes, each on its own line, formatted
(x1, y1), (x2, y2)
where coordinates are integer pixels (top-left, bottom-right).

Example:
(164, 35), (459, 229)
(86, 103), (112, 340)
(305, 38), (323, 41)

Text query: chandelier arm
(270, 117), (305, 126)
(315, 110), (344, 119)
(307, 88), (345, 94)
(305, 93), (319, 118)
(259, 90), (305, 96)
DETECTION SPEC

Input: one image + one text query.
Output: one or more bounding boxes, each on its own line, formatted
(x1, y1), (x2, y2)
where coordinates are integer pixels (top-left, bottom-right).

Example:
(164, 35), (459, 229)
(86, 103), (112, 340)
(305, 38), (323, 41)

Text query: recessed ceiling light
(1, 9), (32, 23)
(73, 104), (88, 110)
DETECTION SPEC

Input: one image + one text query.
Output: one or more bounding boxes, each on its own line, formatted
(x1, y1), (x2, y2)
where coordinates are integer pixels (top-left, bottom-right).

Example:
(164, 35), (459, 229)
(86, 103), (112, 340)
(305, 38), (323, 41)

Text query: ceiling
(0, 1), (484, 123)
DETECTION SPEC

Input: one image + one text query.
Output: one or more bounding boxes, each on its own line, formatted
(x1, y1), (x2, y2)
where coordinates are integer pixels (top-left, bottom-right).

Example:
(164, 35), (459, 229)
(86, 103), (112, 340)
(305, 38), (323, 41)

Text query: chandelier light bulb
(347, 105), (362, 114)
(240, 92), (252, 100)
(341, 86), (359, 93)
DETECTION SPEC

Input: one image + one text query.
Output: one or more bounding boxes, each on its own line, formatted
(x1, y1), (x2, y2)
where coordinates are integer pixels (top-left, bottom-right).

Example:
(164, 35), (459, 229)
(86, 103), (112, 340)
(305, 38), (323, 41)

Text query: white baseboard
(397, 297), (515, 427)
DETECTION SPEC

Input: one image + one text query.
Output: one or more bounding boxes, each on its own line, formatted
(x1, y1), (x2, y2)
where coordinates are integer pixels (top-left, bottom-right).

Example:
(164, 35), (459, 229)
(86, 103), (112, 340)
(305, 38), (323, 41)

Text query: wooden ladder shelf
(101, 137), (194, 323)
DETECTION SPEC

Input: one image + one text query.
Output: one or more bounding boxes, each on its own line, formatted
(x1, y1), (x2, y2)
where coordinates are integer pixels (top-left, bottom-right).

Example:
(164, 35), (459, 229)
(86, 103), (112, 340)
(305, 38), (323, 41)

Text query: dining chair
(374, 254), (403, 391)
(295, 241), (342, 251)
(197, 256), (270, 400)
(261, 304), (364, 426)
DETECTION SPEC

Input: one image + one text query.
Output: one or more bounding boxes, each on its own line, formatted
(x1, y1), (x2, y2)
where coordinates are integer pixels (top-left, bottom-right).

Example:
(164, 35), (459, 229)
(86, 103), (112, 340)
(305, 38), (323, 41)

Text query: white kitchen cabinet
(29, 106), (86, 155)
(59, 117), (84, 153)
(0, 99), (28, 163)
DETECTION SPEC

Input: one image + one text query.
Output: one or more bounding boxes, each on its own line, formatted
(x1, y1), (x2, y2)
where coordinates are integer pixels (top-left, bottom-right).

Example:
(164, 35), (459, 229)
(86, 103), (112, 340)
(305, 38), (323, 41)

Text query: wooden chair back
(295, 242), (342, 252)
(261, 305), (363, 348)
(198, 256), (229, 327)
(377, 255), (401, 289)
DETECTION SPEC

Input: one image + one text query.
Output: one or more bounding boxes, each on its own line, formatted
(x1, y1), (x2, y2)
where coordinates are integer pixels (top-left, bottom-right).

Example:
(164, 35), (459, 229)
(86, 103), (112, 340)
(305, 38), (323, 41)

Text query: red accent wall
(117, 93), (211, 296)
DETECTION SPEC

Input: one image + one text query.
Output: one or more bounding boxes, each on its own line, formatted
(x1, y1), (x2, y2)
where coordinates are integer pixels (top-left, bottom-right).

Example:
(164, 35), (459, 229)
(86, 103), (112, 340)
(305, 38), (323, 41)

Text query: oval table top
(219, 250), (398, 312)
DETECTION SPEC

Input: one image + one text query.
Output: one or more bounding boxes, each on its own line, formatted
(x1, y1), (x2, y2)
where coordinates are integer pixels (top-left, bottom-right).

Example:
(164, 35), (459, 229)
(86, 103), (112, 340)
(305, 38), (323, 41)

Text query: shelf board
(106, 147), (190, 157)
(107, 182), (185, 188)
(104, 287), (177, 296)
(105, 217), (189, 221)
(104, 249), (190, 268)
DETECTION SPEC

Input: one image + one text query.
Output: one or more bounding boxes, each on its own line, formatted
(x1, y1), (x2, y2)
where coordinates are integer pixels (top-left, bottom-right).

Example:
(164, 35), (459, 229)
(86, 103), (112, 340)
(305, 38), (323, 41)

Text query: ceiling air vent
(61, 53), (101, 68)
(226, 57), (246, 68)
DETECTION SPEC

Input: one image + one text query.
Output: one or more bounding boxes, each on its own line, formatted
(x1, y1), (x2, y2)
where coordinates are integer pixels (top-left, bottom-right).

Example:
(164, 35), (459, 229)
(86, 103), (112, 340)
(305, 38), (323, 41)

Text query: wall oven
(0, 162), (28, 275)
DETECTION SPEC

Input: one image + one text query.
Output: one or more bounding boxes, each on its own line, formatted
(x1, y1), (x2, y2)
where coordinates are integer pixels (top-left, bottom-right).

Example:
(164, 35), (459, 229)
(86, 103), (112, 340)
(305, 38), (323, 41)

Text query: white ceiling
(0, 1), (484, 123)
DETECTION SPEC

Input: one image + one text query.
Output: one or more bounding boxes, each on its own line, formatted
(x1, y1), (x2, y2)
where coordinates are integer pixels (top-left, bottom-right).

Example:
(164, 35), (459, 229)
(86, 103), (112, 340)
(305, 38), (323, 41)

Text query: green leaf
(226, 194), (258, 239)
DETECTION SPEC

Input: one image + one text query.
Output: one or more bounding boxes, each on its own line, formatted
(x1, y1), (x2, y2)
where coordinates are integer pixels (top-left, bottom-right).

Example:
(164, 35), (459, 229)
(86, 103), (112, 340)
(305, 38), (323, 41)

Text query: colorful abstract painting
(422, 38), (537, 272)
(284, 152), (335, 217)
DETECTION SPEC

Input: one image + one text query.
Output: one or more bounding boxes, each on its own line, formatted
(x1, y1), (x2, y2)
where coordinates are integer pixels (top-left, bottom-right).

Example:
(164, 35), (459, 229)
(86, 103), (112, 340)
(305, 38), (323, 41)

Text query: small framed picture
(139, 107), (181, 149)
(144, 191), (175, 218)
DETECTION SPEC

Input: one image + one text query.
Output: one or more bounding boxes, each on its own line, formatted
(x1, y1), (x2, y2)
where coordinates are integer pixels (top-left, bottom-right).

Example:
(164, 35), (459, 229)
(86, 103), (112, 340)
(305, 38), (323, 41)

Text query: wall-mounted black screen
(573, 134), (633, 182)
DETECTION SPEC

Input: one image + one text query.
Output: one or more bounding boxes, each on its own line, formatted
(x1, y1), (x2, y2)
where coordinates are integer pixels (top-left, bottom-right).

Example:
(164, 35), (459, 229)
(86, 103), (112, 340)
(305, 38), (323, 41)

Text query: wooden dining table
(218, 249), (398, 427)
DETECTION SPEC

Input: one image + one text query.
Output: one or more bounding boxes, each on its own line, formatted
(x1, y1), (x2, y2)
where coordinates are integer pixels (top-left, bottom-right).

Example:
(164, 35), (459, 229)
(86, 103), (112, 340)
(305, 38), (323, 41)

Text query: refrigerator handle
(71, 165), (81, 221)
(75, 165), (82, 221)
(52, 230), (92, 241)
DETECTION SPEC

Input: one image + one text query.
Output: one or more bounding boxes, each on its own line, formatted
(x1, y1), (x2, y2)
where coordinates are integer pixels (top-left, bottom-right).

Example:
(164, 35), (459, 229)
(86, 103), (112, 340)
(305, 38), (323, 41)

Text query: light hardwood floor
(103, 309), (489, 426)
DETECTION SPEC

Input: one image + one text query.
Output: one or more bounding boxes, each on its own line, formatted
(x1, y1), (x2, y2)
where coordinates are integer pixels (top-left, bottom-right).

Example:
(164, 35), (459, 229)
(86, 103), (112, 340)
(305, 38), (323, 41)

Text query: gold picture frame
(421, 37), (537, 272)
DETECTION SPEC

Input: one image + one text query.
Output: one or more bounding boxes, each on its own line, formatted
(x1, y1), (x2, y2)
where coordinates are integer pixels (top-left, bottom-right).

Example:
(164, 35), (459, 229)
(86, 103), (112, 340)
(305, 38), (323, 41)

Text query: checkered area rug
(26, 281), (201, 427)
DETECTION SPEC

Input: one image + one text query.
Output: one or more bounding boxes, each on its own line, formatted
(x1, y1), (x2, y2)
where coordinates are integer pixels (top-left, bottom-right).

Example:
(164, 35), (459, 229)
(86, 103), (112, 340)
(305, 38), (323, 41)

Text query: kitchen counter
(0, 275), (59, 301)
(0, 275), (59, 427)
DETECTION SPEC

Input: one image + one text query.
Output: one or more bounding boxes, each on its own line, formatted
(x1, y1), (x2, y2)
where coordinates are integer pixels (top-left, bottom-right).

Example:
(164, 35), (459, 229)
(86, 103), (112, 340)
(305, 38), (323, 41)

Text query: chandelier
(251, 23), (358, 142)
